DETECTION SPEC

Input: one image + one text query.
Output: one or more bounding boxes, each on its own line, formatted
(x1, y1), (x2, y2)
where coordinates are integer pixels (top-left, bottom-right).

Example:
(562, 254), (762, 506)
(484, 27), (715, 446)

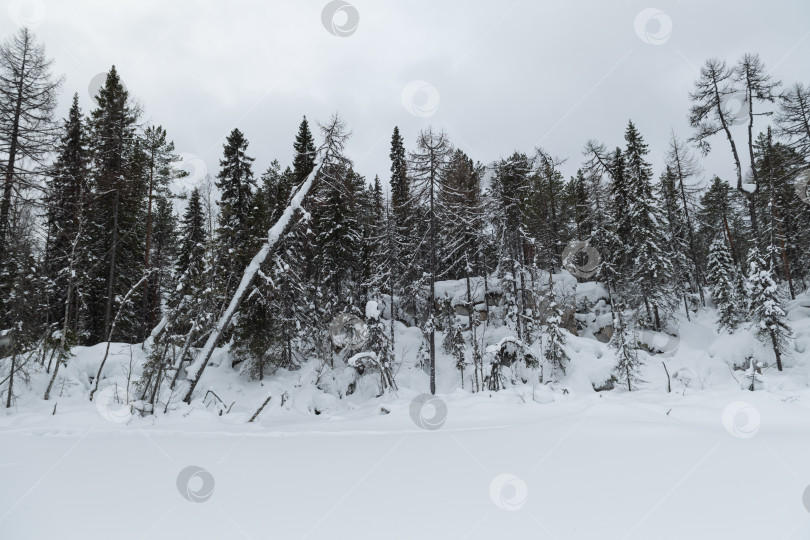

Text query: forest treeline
(1, 27), (809, 407)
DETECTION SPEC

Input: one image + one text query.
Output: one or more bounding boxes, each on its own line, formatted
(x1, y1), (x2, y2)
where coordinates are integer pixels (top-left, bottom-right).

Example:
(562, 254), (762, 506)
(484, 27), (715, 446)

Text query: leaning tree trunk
(182, 165), (320, 404)
(44, 203), (84, 401)
(89, 271), (152, 401)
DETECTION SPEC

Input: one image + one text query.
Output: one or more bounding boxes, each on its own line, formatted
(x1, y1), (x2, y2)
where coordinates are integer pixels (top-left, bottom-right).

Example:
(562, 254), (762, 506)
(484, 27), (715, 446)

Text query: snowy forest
(2, 26), (809, 411)
(3, 8), (810, 538)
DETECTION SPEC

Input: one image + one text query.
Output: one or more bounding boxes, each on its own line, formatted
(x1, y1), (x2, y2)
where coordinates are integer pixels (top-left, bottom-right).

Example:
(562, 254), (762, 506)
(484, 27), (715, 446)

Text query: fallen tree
(181, 115), (349, 404)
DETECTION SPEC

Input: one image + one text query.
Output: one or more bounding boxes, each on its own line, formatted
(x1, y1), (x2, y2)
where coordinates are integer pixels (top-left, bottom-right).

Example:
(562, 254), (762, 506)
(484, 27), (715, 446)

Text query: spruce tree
(706, 236), (742, 332)
(657, 166), (693, 315)
(544, 283), (570, 380)
(44, 93), (89, 335)
(84, 66), (145, 343)
(141, 125), (180, 332)
(610, 310), (644, 391)
(214, 128), (256, 298)
(745, 248), (791, 371)
(490, 152), (533, 338)
(698, 176), (746, 267)
(623, 121), (675, 330)
(292, 116), (316, 185)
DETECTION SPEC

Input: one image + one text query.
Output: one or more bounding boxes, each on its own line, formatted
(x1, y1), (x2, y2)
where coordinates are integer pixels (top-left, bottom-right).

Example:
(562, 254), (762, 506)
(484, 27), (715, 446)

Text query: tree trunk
(0, 42), (27, 258)
(673, 145), (705, 305)
(465, 263), (480, 393)
(182, 166), (319, 404)
(248, 393), (272, 423)
(428, 168), (436, 396)
(6, 351), (16, 408)
(769, 329), (783, 372)
(103, 189), (120, 339)
(142, 156), (155, 337)
(90, 271), (151, 401)
(710, 76), (759, 242)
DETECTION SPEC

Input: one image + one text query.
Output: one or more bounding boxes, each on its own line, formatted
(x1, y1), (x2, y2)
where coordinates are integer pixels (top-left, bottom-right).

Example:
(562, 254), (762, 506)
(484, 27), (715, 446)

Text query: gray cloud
(7, 0), (809, 190)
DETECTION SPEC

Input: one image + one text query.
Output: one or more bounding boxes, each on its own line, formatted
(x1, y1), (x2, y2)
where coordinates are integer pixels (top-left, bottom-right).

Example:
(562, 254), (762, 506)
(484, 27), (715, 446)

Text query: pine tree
(745, 248), (791, 371)
(706, 236), (742, 332)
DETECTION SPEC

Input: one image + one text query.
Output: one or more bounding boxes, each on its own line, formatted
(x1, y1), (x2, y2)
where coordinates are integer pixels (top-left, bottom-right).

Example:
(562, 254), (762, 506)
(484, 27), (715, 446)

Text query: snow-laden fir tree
(490, 152), (533, 339)
(744, 248), (791, 371)
(610, 309), (644, 391)
(361, 300), (396, 393)
(706, 236), (742, 332)
(623, 121), (676, 330)
(437, 293), (466, 387)
(657, 165), (694, 315)
(44, 93), (89, 336)
(215, 128), (256, 298)
(543, 282), (570, 380)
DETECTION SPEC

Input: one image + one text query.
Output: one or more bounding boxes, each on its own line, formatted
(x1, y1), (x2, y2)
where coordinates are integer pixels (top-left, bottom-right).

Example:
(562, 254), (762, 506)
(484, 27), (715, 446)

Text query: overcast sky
(3, 0), (809, 192)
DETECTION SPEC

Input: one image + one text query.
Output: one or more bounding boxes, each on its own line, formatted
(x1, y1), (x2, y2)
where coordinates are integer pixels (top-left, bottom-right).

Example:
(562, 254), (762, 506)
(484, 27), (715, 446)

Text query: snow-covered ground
(2, 284), (810, 539)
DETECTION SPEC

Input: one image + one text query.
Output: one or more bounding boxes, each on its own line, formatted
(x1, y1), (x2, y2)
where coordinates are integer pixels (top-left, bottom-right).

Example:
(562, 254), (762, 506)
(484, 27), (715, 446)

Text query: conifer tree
(141, 125), (180, 332)
(776, 82), (810, 158)
(658, 166), (693, 315)
(745, 248), (791, 371)
(388, 126), (415, 320)
(84, 66), (145, 343)
(610, 310), (643, 391)
(410, 128), (452, 394)
(490, 152), (533, 338)
(0, 28), (62, 260)
(543, 283), (570, 380)
(623, 121), (675, 330)
(707, 236), (742, 332)
(215, 128), (256, 298)
(292, 116), (316, 185)
(665, 133), (705, 305)
(44, 93), (89, 334)
(698, 176), (747, 267)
